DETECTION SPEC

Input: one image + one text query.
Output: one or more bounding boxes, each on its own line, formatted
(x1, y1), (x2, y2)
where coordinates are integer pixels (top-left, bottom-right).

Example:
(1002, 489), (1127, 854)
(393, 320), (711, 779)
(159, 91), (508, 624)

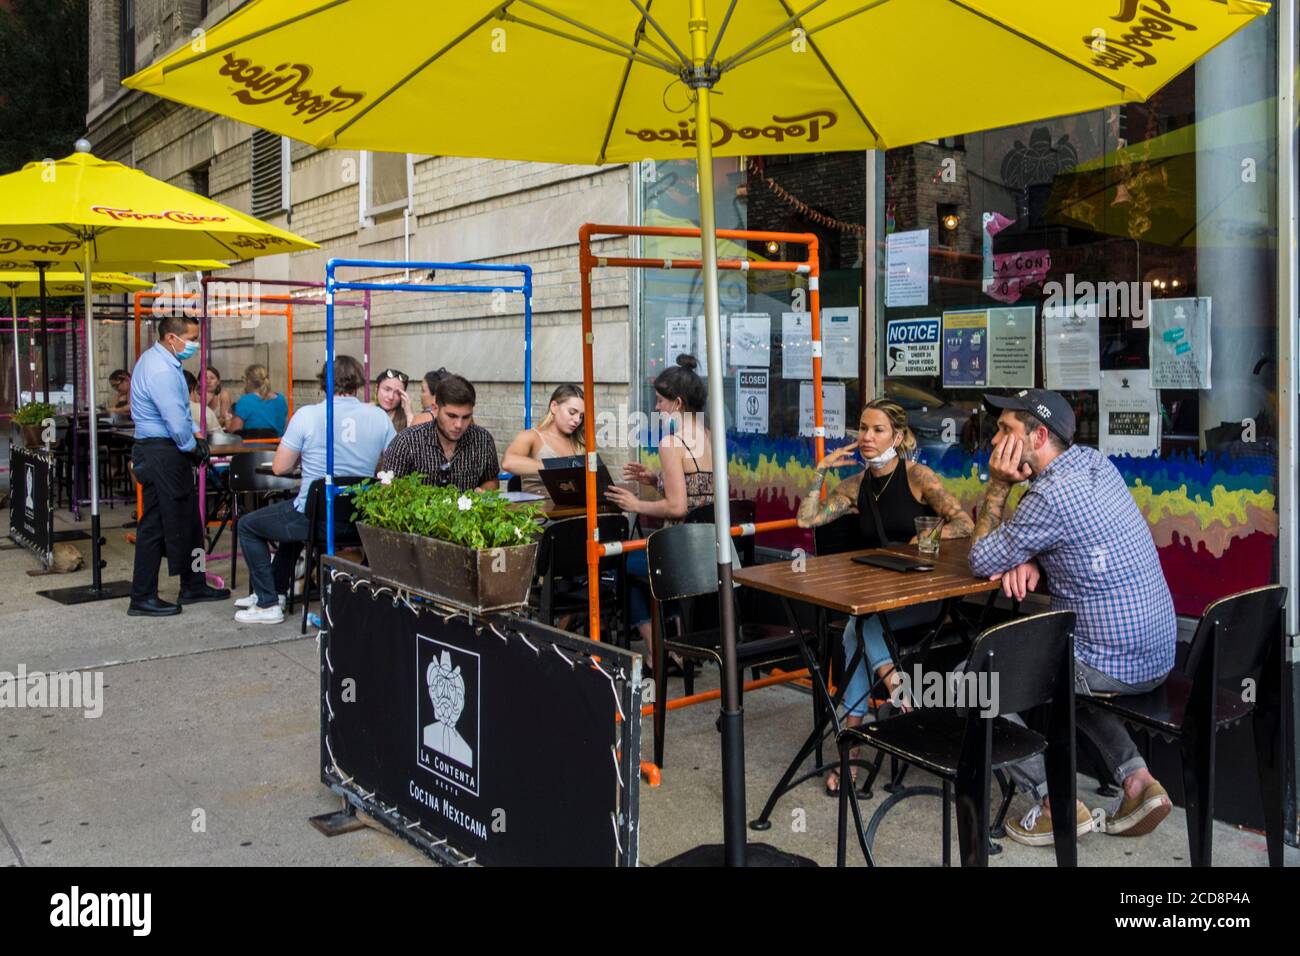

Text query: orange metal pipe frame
(578, 223), (827, 643)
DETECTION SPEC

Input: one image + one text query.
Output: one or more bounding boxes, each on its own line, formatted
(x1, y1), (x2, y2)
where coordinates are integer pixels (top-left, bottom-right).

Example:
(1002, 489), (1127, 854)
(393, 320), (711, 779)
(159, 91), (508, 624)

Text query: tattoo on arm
(972, 481), (1012, 543)
(797, 471), (861, 528)
(913, 465), (974, 537)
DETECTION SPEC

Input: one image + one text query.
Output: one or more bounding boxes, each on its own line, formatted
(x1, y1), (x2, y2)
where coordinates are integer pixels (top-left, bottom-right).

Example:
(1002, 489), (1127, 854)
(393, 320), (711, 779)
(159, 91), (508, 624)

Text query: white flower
(377, 470), (395, 486)
(514, 526), (523, 539)
(457, 495), (473, 511)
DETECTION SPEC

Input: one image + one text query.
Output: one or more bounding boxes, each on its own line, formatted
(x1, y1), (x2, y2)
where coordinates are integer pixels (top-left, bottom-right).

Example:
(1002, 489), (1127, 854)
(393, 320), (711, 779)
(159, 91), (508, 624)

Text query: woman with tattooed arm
(796, 398), (973, 794)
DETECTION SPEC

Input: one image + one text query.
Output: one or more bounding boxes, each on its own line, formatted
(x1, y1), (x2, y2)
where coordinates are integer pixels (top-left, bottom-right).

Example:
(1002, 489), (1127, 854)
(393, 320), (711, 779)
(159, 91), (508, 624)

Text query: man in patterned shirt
(969, 388), (1176, 847)
(381, 373), (499, 491)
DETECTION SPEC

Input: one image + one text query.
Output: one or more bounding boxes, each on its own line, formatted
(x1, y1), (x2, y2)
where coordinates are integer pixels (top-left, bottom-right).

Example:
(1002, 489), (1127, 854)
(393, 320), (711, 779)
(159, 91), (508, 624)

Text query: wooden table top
(733, 538), (1000, 616)
(210, 441), (279, 456)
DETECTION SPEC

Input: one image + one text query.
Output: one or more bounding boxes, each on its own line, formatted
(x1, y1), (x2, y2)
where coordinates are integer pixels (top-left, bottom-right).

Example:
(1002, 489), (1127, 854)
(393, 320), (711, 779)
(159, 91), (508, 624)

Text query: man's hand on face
(987, 433), (1033, 486)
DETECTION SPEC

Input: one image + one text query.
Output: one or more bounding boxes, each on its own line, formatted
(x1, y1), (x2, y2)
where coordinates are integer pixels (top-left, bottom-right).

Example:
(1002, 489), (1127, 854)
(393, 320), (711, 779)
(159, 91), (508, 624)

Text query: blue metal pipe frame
(324, 258), (534, 555)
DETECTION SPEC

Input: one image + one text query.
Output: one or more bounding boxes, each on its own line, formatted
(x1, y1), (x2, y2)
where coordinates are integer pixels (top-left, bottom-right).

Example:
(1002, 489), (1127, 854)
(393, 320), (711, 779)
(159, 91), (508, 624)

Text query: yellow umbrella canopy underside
(127, 0), (1268, 163)
(0, 271), (155, 297)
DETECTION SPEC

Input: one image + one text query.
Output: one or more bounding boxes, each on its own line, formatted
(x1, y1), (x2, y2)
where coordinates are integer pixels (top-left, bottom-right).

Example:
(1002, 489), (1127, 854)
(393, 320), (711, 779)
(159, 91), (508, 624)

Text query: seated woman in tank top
(797, 398), (973, 794)
(605, 355), (712, 675)
(501, 384), (585, 498)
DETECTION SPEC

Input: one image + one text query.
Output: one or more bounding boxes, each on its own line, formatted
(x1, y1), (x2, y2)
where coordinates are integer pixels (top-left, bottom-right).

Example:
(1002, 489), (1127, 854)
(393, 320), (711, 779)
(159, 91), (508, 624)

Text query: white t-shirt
(281, 395), (397, 512)
(190, 400), (220, 435)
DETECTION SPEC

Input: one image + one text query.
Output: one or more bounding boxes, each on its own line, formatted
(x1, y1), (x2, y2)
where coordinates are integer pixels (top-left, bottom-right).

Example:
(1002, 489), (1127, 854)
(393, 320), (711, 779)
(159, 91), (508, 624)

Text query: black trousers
(131, 439), (204, 601)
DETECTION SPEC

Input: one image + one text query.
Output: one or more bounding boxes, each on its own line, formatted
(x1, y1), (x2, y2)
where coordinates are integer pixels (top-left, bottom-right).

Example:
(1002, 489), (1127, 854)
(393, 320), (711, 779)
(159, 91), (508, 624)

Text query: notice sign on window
(1149, 297), (1211, 390)
(986, 306), (1036, 387)
(798, 381), (845, 438)
(886, 317), (940, 377)
(735, 369), (769, 434)
(1100, 370), (1160, 458)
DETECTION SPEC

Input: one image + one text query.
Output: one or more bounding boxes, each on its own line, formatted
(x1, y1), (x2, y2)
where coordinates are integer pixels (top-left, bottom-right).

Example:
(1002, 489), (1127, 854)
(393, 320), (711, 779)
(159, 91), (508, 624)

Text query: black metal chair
(531, 513), (630, 643)
(226, 451), (298, 589)
(645, 521), (806, 769)
(836, 609), (1078, 867)
(1081, 584), (1288, 867)
(292, 476), (369, 633)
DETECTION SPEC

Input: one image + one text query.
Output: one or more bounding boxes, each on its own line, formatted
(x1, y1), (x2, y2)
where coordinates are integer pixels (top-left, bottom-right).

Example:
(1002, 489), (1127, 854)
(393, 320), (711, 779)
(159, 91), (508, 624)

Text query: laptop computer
(538, 457), (615, 507)
(542, 454), (584, 470)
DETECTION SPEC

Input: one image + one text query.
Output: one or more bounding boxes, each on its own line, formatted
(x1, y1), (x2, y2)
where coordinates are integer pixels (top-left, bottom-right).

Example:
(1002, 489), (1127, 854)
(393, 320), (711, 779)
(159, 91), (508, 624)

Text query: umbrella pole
(38, 264), (49, 404)
(9, 289), (19, 406)
(688, 2), (745, 868)
(82, 247), (103, 592)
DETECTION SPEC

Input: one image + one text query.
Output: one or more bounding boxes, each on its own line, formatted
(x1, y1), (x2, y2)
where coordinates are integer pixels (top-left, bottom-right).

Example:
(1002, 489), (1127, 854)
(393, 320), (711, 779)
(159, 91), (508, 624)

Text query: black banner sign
(320, 558), (641, 866)
(9, 445), (54, 566)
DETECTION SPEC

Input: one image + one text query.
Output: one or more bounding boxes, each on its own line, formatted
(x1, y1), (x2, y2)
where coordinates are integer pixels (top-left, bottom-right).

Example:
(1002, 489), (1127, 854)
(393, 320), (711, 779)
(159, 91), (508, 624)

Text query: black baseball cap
(983, 389), (1076, 445)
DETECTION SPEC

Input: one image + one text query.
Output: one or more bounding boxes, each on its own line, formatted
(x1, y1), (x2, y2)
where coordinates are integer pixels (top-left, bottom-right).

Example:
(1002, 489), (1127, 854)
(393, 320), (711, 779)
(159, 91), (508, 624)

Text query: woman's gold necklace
(870, 462), (898, 501)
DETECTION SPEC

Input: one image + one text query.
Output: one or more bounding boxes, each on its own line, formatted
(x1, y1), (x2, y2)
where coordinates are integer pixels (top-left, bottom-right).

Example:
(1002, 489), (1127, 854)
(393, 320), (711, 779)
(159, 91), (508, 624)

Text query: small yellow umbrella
(0, 141), (316, 601)
(1, 270), (155, 402)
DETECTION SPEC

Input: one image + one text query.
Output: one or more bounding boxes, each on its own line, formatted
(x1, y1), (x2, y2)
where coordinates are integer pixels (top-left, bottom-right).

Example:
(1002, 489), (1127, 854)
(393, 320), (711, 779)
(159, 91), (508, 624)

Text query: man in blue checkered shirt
(968, 389), (1176, 847)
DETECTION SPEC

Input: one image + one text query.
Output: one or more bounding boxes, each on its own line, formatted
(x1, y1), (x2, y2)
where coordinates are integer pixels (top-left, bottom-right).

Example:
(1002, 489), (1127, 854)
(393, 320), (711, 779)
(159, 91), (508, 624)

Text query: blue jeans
(238, 499), (310, 608)
(840, 601), (945, 717)
(627, 549), (651, 627)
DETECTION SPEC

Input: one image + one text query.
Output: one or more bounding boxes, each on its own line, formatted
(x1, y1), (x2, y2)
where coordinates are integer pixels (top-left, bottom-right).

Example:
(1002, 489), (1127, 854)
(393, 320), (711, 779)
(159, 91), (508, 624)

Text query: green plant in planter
(352, 474), (544, 549)
(13, 401), (56, 426)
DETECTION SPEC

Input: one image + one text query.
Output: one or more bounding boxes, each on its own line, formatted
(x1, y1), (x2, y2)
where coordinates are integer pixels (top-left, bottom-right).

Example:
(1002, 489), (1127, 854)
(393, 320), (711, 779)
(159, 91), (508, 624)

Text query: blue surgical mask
(172, 339), (199, 361)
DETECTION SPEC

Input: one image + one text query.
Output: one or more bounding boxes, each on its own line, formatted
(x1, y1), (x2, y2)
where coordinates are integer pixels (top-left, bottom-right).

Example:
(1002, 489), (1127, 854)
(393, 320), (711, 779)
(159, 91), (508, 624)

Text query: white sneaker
(233, 593), (285, 609)
(235, 604), (285, 625)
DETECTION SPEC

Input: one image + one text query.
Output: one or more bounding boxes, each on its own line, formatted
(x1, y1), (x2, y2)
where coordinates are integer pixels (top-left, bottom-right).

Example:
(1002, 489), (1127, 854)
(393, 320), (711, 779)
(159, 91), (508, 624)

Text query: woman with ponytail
(227, 364), (288, 437)
(502, 384), (585, 497)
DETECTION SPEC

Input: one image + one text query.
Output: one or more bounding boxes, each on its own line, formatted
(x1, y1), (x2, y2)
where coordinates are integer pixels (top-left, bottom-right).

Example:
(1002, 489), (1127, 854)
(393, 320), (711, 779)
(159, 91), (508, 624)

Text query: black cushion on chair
(851, 710), (1046, 779)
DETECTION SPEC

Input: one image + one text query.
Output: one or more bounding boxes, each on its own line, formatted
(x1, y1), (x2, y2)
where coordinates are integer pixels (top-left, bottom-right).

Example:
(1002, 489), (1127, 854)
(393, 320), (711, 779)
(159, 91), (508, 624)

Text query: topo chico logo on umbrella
(1085, 0), (1199, 72)
(90, 206), (230, 224)
(626, 109), (837, 150)
(218, 53), (365, 125)
(0, 238), (83, 256)
(229, 235), (293, 251)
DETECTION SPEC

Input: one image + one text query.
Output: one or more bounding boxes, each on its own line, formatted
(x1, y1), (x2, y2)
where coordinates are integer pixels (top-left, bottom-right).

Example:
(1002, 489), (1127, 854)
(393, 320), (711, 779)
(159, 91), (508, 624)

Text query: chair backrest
(536, 514), (630, 578)
(239, 427), (280, 440)
(963, 610), (1076, 717)
(228, 450), (299, 493)
(813, 513), (869, 556)
(686, 498), (756, 565)
(646, 522), (742, 603)
(1183, 584), (1287, 687)
(304, 475), (370, 538)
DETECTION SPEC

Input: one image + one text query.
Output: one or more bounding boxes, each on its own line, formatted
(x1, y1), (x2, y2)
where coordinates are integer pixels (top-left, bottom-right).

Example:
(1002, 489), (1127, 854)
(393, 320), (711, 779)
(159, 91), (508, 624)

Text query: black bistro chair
(290, 476), (368, 633)
(1081, 584), (1288, 867)
(836, 610), (1078, 867)
(645, 521), (806, 768)
(531, 513), (630, 643)
(225, 450), (299, 588)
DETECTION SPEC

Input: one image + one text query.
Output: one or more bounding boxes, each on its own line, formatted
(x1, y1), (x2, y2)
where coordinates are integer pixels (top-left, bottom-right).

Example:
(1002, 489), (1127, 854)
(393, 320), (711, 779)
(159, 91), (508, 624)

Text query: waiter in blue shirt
(127, 313), (230, 616)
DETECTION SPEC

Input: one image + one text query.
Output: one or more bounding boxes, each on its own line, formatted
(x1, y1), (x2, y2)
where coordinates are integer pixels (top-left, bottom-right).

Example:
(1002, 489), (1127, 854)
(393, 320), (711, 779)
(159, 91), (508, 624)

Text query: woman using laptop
(796, 398), (973, 794)
(502, 384), (585, 497)
(605, 355), (713, 674)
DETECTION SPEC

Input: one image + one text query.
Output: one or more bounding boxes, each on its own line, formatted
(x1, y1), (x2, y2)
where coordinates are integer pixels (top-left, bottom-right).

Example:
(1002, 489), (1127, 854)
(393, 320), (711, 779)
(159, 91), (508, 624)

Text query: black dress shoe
(179, 584), (232, 604)
(127, 596), (182, 617)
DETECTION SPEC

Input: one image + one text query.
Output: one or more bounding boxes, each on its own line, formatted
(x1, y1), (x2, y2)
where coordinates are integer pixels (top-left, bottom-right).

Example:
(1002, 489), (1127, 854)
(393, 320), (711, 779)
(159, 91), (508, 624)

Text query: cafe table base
(37, 579), (134, 605)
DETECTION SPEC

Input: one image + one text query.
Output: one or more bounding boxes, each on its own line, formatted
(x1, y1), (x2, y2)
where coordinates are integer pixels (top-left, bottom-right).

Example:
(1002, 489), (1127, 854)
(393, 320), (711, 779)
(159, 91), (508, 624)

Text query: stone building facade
(86, 0), (636, 464)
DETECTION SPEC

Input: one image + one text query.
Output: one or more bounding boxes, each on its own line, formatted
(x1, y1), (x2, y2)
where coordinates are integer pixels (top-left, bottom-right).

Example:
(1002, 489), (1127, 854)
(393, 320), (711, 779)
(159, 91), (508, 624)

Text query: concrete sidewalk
(1, 505), (1293, 867)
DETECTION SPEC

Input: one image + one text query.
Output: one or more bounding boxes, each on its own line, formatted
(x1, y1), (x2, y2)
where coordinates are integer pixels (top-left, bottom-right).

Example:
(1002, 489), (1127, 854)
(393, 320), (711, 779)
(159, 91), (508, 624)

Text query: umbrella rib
(705, 0), (741, 69)
(328, 3), (528, 143)
(944, 0), (1129, 95)
(518, 0), (685, 69)
(717, 0), (833, 71)
(625, 0), (691, 68)
(157, 0), (350, 75)
(501, 10), (681, 74)
(596, 11), (655, 165)
(776, 0), (883, 144)
(720, 0), (892, 72)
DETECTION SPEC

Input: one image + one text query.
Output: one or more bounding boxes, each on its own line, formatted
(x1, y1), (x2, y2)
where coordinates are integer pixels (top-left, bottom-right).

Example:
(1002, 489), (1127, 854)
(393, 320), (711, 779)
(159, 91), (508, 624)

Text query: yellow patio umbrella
(0, 141), (317, 603)
(1, 270), (154, 404)
(125, 0), (1269, 865)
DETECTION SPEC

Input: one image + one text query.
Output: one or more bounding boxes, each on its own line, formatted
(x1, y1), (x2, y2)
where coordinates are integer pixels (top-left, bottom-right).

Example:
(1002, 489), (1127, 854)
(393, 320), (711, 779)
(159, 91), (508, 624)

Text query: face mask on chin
(864, 445), (898, 468)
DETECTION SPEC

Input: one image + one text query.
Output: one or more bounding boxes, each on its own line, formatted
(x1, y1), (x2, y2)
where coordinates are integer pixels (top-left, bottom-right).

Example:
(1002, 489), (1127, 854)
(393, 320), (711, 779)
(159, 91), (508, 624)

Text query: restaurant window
(636, 154), (866, 551)
(250, 130), (289, 218)
(359, 151), (412, 224)
(118, 0), (135, 81)
(874, 14), (1280, 617)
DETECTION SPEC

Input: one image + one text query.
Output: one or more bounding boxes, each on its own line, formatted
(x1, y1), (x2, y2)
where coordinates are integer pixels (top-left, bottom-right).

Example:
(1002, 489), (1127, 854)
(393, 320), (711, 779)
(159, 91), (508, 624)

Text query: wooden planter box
(355, 522), (538, 612)
(20, 424), (44, 448)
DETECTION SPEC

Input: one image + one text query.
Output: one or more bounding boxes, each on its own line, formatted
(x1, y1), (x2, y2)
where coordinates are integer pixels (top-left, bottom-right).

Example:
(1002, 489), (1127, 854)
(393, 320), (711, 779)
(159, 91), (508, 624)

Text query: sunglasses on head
(381, 369), (409, 386)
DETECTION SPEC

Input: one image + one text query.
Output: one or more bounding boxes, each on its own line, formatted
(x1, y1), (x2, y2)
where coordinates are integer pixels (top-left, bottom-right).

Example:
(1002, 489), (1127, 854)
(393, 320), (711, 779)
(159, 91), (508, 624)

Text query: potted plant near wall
(13, 401), (56, 448)
(352, 473), (545, 612)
